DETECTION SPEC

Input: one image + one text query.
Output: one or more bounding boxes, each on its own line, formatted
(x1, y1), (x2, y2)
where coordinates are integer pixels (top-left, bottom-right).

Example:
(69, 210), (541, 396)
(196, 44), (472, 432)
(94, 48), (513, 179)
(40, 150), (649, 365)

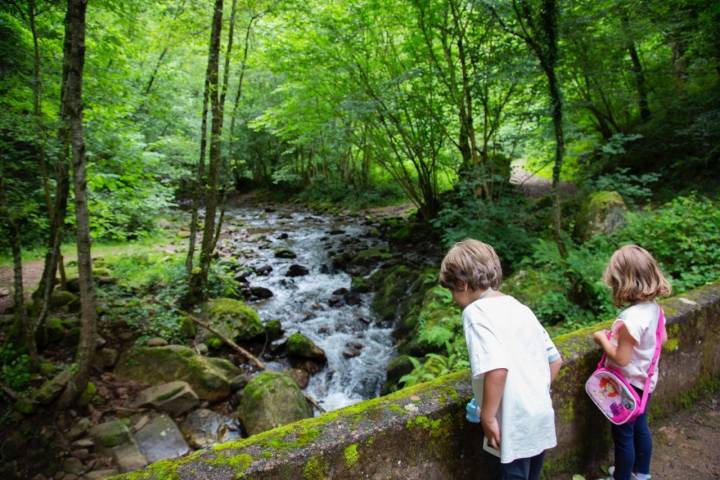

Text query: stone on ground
(180, 408), (241, 448)
(574, 190), (628, 241)
(89, 419), (131, 448)
(112, 440), (148, 472)
(131, 381), (199, 416)
(286, 332), (326, 362)
(34, 365), (76, 404)
(201, 297), (264, 344)
(237, 371), (312, 435)
(114, 345), (240, 401)
(133, 414), (190, 464)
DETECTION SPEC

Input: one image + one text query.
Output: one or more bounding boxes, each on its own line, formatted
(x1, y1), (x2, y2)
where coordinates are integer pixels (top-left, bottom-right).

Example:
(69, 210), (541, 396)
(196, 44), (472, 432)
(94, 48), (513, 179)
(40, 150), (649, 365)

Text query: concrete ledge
(114, 283), (720, 479)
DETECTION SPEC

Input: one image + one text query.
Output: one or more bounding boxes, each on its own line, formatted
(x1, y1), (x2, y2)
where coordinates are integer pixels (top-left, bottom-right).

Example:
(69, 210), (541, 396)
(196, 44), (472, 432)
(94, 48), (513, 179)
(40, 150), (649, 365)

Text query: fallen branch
(187, 311), (266, 370)
(158, 300), (325, 412)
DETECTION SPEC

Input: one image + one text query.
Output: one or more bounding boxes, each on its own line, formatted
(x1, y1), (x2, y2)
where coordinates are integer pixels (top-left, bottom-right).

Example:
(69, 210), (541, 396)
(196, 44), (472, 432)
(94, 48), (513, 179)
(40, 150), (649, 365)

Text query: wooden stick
(187, 313), (266, 370)
(158, 300), (325, 412)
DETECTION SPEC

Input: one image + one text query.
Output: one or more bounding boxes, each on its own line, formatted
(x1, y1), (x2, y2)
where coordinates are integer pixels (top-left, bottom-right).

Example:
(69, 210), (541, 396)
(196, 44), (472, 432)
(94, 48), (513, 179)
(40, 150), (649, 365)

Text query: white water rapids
(218, 207), (394, 411)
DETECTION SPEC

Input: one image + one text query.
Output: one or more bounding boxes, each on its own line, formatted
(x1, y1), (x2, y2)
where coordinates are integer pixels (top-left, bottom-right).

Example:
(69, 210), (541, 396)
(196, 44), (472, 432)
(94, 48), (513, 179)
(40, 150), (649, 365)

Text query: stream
(217, 206), (394, 412)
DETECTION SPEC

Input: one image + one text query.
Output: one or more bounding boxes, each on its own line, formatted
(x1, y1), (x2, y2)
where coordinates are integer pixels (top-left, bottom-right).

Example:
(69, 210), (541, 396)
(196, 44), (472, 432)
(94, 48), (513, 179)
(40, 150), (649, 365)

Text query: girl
(593, 245), (670, 480)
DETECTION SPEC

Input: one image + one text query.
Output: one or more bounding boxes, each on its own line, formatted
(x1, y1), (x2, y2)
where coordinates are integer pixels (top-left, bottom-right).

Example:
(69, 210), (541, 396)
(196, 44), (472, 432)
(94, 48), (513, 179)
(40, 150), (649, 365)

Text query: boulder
(49, 290), (80, 309)
(574, 190), (628, 241)
(248, 286), (273, 300)
(274, 248), (297, 259)
(381, 354), (415, 395)
(97, 347), (119, 370)
(286, 368), (310, 389)
(114, 345), (240, 402)
(112, 440), (148, 472)
(85, 470), (119, 480)
(202, 298), (264, 344)
(286, 264), (309, 277)
(253, 265), (273, 276)
(237, 371), (312, 435)
(146, 337), (168, 347)
(34, 365), (76, 405)
(131, 381), (199, 417)
(286, 332), (326, 362)
(133, 414), (190, 464)
(180, 409), (241, 449)
(264, 320), (283, 341)
(89, 419), (131, 448)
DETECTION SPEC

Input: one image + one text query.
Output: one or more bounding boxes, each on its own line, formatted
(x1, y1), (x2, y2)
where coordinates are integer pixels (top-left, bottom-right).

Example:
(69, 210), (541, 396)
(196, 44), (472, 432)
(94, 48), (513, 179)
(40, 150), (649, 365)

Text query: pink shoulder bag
(584, 306), (664, 425)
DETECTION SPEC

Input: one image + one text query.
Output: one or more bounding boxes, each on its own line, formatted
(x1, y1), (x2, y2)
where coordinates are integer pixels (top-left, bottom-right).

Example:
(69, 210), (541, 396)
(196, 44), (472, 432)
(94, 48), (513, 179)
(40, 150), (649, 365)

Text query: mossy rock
(89, 418), (131, 448)
(34, 364), (77, 405)
(237, 371), (312, 435)
(42, 316), (67, 344)
(381, 354), (415, 395)
(287, 332), (326, 362)
(371, 265), (415, 322)
(77, 381), (97, 407)
(573, 190), (628, 242)
(114, 345), (240, 402)
(264, 320), (283, 341)
(49, 290), (79, 309)
(202, 298), (264, 344)
(179, 315), (196, 338)
(92, 267), (112, 278)
(503, 269), (565, 314)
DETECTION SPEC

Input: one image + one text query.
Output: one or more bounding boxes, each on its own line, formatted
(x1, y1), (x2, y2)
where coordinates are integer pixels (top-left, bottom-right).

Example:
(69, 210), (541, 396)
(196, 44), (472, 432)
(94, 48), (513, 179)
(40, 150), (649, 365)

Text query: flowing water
(219, 207), (394, 412)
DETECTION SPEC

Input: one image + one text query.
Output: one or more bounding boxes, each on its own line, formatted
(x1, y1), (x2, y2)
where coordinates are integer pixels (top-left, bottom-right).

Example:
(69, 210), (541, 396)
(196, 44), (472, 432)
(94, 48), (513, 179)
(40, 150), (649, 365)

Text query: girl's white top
(608, 301), (661, 393)
(463, 295), (558, 464)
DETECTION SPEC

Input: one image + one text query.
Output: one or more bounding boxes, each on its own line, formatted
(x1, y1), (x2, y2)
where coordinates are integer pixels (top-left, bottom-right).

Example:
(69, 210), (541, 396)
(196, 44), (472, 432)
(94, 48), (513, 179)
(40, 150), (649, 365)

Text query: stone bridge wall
(115, 283), (720, 480)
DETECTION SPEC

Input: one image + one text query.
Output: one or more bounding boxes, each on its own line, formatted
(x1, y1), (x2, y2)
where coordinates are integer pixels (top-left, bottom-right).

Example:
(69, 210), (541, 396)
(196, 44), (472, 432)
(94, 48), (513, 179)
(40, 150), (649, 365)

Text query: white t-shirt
(608, 301), (662, 392)
(463, 295), (558, 464)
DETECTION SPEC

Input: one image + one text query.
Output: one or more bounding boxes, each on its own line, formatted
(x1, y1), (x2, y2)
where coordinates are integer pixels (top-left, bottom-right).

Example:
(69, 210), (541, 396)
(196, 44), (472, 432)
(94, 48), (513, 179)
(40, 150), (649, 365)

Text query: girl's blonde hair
(603, 244), (671, 306)
(439, 239), (502, 291)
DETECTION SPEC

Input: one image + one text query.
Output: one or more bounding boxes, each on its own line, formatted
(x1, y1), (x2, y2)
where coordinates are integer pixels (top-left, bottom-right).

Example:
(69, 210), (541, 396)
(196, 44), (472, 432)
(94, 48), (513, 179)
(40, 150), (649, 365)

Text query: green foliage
(617, 195), (720, 291)
(432, 174), (539, 269)
(515, 195), (720, 333)
(98, 251), (241, 343)
(399, 341), (469, 388)
(0, 343), (32, 393)
(584, 167), (660, 207)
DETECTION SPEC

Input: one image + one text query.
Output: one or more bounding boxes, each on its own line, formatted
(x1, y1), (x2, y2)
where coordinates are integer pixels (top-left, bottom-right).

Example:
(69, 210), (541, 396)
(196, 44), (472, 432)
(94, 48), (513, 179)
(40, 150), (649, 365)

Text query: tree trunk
(10, 222), (36, 367)
(32, 0), (76, 363)
(57, 0), (95, 408)
(187, 0), (224, 305)
(540, 0), (567, 259)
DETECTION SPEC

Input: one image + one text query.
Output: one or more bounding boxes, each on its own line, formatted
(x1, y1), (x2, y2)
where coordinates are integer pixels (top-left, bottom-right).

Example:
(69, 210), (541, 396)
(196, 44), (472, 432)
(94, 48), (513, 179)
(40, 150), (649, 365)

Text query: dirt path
(590, 391), (720, 479)
(645, 392), (720, 479)
(0, 260), (45, 313)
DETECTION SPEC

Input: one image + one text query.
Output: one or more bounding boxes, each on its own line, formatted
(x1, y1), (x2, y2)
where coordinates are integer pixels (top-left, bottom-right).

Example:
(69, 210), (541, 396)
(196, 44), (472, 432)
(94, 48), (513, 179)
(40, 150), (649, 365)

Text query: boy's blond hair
(439, 239), (502, 291)
(603, 244), (671, 306)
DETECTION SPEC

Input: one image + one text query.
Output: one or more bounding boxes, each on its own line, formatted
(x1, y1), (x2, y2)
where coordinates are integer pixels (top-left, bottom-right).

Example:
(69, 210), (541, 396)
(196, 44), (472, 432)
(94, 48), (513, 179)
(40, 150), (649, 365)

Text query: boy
(440, 239), (562, 480)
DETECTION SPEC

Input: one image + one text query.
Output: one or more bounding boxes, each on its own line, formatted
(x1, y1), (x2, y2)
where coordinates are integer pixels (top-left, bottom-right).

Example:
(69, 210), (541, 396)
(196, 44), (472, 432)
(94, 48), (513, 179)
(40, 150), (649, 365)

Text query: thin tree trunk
(541, 0), (567, 259)
(144, 46), (168, 96)
(10, 222), (36, 367)
(57, 0), (95, 408)
(627, 42), (650, 121)
(32, 0), (75, 364)
(186, 50), (213, 275)
(187, 0), (224, 305)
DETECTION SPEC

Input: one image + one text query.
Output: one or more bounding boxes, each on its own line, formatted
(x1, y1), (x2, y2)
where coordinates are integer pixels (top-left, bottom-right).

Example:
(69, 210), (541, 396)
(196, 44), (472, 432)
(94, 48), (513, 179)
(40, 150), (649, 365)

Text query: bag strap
(596, 304), (665, 407)
(637, 305), (664, 412)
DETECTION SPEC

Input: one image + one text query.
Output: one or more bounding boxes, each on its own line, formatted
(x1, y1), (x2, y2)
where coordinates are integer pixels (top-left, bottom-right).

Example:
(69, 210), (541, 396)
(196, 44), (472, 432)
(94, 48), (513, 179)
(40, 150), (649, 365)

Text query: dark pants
(499, 451), (545, 480)
(611, 386), (652, 480)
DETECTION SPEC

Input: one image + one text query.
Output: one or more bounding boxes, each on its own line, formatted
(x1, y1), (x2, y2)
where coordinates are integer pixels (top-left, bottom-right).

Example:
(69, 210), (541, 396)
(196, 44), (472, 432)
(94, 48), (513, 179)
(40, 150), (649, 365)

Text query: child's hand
(592, 330), (609, 345)
(481, 415), (501, 450)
